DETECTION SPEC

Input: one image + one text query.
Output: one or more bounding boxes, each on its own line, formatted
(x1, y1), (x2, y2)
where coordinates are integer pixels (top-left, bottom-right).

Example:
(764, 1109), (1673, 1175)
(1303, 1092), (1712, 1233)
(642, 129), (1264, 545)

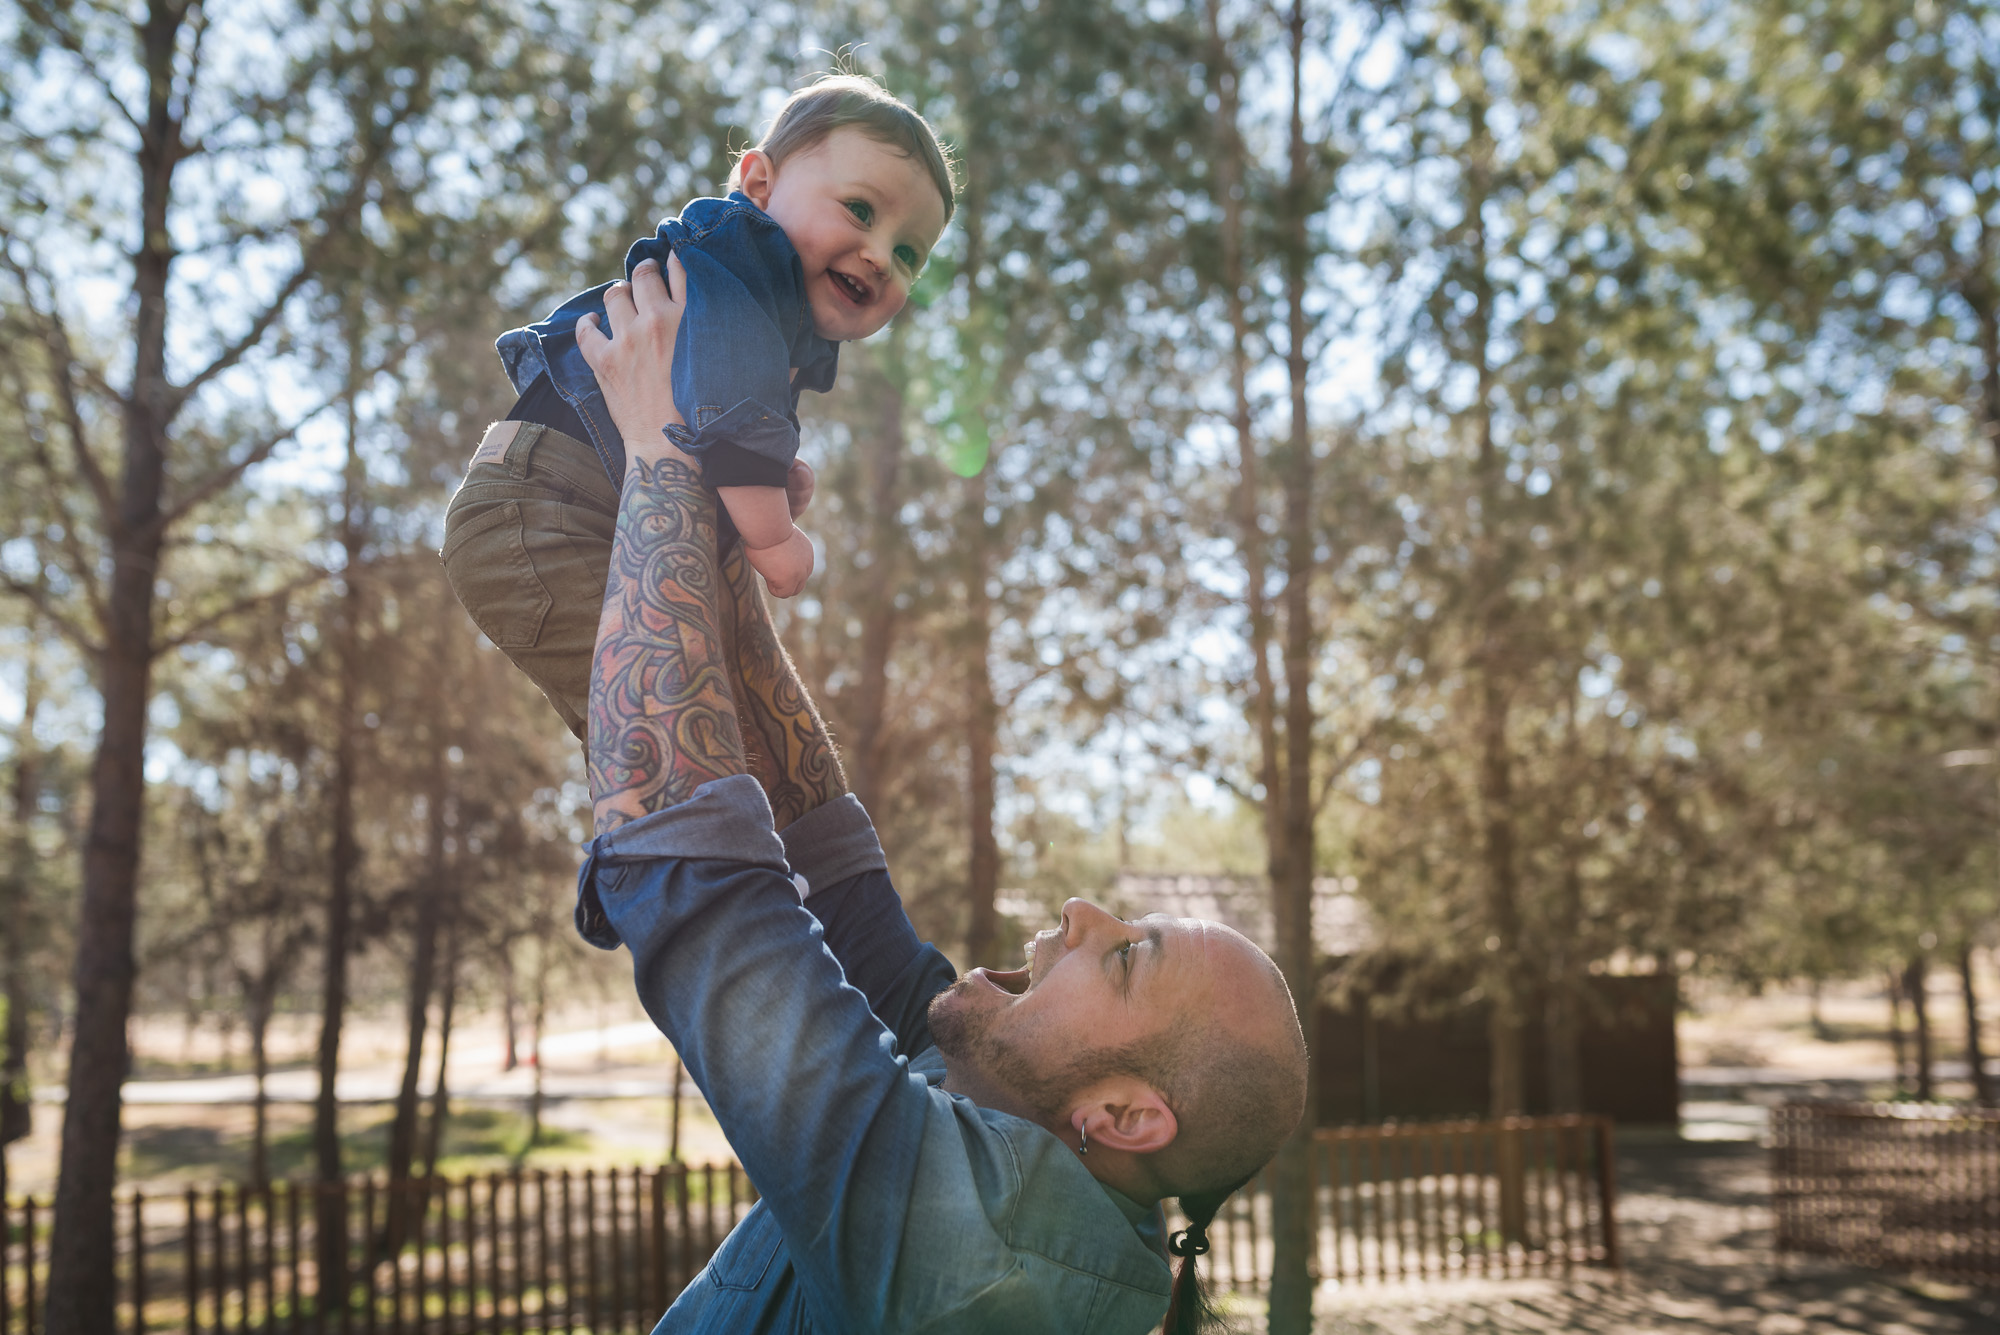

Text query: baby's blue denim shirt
(575, 778), (1174, 1334)
(497, 194), (840, 485)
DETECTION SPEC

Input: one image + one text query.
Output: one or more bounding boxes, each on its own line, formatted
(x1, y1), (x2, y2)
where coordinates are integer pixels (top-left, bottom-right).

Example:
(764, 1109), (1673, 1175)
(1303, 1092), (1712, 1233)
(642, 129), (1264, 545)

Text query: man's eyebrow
(1135, 921), (1165, 987)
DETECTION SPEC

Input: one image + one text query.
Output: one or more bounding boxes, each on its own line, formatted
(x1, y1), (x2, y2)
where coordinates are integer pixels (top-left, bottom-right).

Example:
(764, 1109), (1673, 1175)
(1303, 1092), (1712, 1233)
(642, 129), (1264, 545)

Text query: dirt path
(1304, 1142), (1998, 1334)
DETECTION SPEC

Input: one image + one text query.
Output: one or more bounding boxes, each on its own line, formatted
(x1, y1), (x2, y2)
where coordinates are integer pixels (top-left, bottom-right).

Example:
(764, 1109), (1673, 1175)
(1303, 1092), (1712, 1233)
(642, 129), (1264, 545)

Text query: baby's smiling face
(738, 127), (949, 343)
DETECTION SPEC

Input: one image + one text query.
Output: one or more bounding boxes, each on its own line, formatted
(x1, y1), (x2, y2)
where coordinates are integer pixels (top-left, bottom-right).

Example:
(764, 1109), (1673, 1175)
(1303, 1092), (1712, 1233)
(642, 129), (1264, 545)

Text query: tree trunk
(1204, 0), (1282, 866)
(1907, 953), (1933, 1101)
(420, 936), (460, 1179)
(1887, 969), (1908, 1090)
(1963, 945), (1992, 1106)
(313, 329), (368, 1294)
(43, 9), (187, 1325)
(841, 352), (909, 814)
(526, 940), (550, 1152)
(1911, 953), (1936, 1094)
(501, 949), (520, 1073)
(2, 634), (42, 1171)
(248, 974), (275, 1191)
(386, 780), (449, 1188)
(668, 1053), (684, 1164)
(1266, 5), (1321, 1329)
(963, 469), (1001, 968)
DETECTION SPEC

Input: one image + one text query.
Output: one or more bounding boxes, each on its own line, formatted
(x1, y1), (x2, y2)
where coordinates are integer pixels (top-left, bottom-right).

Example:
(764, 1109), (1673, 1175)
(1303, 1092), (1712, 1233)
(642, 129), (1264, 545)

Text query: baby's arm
(718, 484), (814, 598)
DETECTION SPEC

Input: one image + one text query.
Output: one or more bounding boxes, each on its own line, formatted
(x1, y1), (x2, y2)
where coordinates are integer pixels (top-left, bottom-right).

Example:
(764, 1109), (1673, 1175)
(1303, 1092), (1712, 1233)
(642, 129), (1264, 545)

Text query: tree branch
(144, 393), (342, 540)
(167, 112), (408, 413)
(153, 569), (328, 656)
(24, 1), (147, 140)
(0, 574), (104, 658)
(0, 233), (122, 522)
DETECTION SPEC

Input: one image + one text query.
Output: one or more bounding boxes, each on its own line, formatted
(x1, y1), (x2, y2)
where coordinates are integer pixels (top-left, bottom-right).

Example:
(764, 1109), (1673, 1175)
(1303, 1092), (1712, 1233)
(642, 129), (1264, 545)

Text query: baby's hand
(786, 459), (816, 520)
(745, 526), (815, 598)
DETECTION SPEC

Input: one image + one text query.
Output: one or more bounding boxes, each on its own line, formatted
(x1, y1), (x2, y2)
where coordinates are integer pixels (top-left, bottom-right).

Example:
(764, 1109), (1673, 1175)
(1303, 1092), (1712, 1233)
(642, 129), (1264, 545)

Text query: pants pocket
(442, 498), (552, 649)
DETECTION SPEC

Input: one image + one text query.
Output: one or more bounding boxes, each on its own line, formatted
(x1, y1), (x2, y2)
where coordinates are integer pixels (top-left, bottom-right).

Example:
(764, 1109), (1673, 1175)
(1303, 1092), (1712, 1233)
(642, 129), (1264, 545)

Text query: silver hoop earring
(1078, 1126), (1089, 1156)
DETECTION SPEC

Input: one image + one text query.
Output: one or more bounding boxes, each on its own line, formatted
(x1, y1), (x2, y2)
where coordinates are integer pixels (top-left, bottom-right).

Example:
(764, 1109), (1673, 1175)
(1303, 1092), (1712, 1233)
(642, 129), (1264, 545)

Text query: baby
(443, 75), (954, 742)
(492, 75), (954, 596)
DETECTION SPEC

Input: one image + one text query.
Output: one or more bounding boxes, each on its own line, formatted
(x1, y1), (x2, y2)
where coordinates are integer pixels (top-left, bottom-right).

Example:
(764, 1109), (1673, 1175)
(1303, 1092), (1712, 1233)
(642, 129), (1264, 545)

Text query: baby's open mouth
(830, 270), (870, 304)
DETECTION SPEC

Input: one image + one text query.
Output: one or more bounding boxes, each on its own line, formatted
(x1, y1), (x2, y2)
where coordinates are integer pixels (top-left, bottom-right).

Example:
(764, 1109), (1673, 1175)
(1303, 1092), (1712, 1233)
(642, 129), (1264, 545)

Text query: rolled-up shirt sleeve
(579, 777), (1170, 1333)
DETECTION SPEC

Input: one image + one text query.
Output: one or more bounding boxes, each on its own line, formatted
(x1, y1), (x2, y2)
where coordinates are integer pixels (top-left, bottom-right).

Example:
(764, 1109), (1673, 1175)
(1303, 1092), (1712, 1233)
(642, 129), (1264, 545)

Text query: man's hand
(576, 254), (690, 466)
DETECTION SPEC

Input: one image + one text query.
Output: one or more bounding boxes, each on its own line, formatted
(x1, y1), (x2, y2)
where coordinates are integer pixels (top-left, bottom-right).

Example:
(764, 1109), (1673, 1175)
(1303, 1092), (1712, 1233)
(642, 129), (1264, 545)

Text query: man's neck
(939, 1058), (1162, 1205)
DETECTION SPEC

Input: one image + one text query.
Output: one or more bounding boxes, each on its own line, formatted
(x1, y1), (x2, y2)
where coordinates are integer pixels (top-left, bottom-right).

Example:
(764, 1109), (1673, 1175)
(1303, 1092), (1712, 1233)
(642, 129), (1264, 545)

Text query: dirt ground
(1206, 1141), (2000, 1335)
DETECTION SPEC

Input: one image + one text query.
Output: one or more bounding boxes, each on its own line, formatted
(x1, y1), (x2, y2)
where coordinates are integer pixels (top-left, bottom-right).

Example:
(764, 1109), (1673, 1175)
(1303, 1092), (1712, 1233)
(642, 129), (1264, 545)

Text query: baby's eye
(1118, 940), (1133, 967)
(895, 244), (921, 270)
(845, 199), (873, 224)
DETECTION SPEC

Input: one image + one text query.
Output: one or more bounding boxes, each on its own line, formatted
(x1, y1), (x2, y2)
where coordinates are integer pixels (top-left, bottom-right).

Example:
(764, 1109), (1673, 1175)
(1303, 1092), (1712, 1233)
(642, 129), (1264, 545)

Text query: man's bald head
(930, 901), (1308, 1200)
(1145, 933), (1307, 1195)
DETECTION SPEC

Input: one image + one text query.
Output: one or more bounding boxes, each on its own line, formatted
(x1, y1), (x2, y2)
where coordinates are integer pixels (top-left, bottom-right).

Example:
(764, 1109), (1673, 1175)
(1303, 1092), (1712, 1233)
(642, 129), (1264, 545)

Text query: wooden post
(675, 1165), (693, 1298)
(650, 1171), (668, 1310)
(410, 1180), (427, 1335)
(129, 1191), (146, 1335)
(182, 1190), (196, 1335)
(605, 1170), (624, 1334)
(560, 1171), (576, 1329)
(285, 1182), (301, 1334)
(534, 1171), (551, 1324)
(1594, 1118), (1620, 1270)
(581, 1171), (599, 1334)
(484, 1175), (502, 1335)
(21, 1196), (36, 1335)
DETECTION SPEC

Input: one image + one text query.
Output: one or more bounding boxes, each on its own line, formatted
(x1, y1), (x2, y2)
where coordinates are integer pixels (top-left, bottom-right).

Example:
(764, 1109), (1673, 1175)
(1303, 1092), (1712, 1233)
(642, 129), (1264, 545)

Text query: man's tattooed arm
(588, 455), (746, 835)
(720, 538), (847, 828)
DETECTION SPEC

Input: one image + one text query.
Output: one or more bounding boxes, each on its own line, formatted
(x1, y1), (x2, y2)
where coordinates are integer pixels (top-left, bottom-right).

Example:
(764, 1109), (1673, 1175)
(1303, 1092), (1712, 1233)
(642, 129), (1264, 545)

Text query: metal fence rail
(1772, 1101), (2000, 1286)
(1177, 1114), (1620, 1289)
(3, 1163), (754, 1334)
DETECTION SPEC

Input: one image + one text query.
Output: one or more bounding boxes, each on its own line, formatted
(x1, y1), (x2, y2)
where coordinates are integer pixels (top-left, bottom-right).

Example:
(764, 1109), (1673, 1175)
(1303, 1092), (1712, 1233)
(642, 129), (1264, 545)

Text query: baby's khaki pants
(441, 421), (618, 742)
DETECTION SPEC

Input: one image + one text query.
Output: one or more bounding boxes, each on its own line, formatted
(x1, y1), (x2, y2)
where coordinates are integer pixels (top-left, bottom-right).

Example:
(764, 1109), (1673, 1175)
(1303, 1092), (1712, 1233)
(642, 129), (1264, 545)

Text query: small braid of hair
(1160, 1184), (1238, 1335)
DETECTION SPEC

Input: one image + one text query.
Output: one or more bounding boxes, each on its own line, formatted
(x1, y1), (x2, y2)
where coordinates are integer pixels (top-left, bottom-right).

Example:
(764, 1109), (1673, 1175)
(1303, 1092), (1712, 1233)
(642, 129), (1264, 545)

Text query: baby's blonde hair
(731, 74), (958, 225)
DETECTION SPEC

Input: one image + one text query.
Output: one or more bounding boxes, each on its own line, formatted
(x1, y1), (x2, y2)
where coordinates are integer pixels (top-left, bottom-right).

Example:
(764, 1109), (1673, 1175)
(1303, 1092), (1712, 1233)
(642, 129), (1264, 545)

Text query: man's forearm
(721, 538), (847, 827)
(588, 455), (746, 833)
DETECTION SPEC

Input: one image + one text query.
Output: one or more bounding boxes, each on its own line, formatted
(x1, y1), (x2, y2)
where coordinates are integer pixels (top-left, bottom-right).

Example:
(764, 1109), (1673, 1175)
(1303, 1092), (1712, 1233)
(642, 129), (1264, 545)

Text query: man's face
(750, 127), (947, 344)
(929, 898), (1263, 1119)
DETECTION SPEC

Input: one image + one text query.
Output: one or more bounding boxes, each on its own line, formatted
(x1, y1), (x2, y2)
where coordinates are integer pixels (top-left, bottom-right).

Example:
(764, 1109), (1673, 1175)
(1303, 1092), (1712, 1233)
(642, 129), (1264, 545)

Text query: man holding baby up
(564, 251), (1304, 1335)
(450, 75), (1307, 1335)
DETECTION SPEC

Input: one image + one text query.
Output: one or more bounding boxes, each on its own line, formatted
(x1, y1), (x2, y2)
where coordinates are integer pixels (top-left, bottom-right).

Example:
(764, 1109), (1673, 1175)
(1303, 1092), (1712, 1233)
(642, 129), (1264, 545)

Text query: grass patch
(123, 1104), (594, 1187)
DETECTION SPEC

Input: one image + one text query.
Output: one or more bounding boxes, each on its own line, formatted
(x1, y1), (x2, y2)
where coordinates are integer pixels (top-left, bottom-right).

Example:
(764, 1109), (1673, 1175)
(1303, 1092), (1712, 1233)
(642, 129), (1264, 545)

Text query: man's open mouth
(830, 270), (870, 305)
(975, 965), (1031, 996)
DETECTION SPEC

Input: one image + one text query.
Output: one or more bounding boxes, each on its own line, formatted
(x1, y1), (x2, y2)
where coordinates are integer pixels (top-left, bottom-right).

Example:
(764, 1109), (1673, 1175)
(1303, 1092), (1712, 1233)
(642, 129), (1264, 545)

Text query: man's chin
(926, 981), (975, 1057)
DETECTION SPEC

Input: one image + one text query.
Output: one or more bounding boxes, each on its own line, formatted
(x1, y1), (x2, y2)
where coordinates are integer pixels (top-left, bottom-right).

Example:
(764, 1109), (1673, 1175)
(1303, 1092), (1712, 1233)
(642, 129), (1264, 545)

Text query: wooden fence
(5, 1115), (1617, 1330)
(1176, 1114), (1620, 1289)
(2, 1163), (754, 1334)
(1772, 1101), (2000, 1286)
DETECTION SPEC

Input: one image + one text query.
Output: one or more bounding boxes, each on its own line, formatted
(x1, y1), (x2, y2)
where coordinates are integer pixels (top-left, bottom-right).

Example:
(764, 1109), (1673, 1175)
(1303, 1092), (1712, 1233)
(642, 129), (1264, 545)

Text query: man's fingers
(576, 311), (607, 368)
(630, 255), (688, 326)
(601, 276), (638, 331)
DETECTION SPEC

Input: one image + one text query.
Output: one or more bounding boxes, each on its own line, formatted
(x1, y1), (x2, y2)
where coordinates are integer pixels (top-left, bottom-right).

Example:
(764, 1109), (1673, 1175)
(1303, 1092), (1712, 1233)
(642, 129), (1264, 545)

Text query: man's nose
(1060, 898), (1119, 944)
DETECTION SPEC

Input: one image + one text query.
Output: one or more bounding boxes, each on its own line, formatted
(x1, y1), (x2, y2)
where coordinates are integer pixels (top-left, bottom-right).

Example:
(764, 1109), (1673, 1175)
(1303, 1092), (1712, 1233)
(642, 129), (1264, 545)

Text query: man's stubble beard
(928, 979), (1081, 1122)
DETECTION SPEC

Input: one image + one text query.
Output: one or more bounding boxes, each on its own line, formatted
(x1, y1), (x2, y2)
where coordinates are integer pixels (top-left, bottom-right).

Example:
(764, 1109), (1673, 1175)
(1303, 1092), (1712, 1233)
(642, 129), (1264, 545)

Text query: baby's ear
(737, 149), (777, 210)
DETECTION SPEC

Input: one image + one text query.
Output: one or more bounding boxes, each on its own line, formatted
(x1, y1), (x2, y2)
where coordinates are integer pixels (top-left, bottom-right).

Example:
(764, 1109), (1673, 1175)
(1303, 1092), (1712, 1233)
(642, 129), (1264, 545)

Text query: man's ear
(1073, 1079), (1178, 1156)
(737, 149), (777, 210)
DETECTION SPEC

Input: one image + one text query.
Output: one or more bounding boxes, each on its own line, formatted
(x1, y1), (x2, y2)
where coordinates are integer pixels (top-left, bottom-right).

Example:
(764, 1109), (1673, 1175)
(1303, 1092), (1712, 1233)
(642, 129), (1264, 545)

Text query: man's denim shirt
(497, 194), (840, 486)
(575, 778), (1174, 1334)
